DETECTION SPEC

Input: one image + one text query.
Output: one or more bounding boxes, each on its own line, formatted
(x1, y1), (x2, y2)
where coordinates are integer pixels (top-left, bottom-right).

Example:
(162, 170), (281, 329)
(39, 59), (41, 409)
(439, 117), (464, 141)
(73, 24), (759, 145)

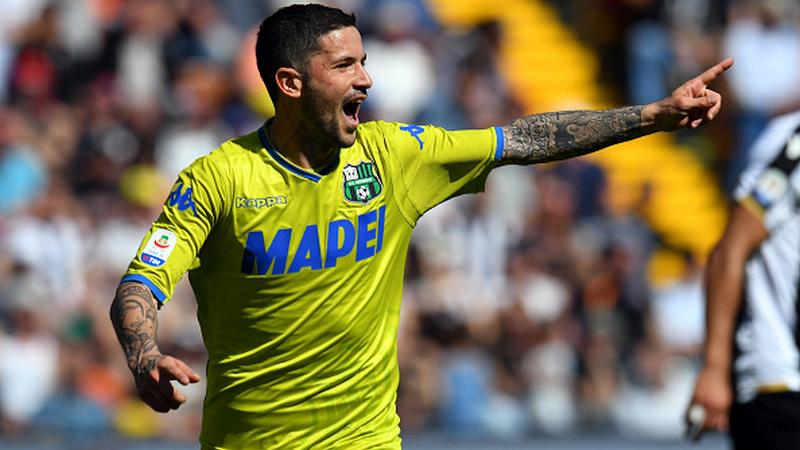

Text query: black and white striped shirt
(733, 111), (800, 402)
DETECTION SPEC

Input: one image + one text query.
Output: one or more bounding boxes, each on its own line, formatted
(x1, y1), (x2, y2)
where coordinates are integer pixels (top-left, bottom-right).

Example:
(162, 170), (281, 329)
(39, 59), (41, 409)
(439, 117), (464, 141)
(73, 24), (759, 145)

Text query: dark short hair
(255, 4), (356, 103)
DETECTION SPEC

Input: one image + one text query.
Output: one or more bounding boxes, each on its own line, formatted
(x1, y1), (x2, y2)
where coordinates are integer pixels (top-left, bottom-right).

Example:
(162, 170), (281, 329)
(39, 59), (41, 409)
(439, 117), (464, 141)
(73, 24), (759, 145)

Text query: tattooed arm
(110, 281), (200, 412)
(110, 282), (160, 374)
(500, 58), (733, 165)
(501, 106), (648, 164)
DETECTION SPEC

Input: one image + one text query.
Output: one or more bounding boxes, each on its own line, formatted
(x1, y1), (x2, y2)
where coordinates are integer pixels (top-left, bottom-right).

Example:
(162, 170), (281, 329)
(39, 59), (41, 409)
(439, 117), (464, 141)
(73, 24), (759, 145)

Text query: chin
(338, 130), (357, 148)
(338, 137), (356, 148)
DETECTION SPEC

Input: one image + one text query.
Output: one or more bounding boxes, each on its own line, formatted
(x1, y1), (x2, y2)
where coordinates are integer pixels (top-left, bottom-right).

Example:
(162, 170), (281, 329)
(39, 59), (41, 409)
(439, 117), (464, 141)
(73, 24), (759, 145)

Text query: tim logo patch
(141, 229), (177, 267)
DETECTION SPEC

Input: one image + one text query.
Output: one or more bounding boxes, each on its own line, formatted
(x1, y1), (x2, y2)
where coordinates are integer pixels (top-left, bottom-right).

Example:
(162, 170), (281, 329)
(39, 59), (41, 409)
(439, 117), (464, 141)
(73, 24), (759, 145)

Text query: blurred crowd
(0, 0), (798, 446)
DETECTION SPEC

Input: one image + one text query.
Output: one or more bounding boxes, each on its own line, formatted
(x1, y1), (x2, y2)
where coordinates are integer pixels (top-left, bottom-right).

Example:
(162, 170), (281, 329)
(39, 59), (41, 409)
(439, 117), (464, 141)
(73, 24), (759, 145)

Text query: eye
(333, 58), (356, 70)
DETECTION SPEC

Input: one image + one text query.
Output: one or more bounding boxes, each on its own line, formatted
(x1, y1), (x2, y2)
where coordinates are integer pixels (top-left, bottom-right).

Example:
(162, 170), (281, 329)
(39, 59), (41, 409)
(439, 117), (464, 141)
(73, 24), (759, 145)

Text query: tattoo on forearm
(501, 106), (646, 164)
(110, 283), (162, 375)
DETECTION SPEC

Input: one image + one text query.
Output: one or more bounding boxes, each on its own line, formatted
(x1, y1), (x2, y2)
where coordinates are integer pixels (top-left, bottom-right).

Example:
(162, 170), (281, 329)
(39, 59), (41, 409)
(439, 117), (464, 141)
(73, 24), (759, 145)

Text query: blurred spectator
(625, 0), (728, 104)
(722, 0), (800, 189)
(649, 251), (705, 353)
(0, 0), (48, 102)
(611, 334), (697, 438)
(165, 0), (241, 69)
(33, 341), (115, 444)
(4, 179), (88, 312)
(55, 0), (103, 60)
(154, 60), (233, 179)
(361, 0), (435, 122)
(116, 0), (174, 110)
(0, 307), (59, 434)
(553, 159), (607, 220)
(0, 108), (47, 215)
(523, 340), (579, 435)
(438, 337), (494, 436)
(413, 194), (510, 322)
(396, 303), (442, 431)
(418, 20), (518, 130)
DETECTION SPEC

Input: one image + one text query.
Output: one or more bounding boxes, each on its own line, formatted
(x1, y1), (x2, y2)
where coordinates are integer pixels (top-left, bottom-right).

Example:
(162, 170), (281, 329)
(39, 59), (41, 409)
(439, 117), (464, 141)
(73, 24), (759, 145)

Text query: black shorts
(730, 391), (800, 450)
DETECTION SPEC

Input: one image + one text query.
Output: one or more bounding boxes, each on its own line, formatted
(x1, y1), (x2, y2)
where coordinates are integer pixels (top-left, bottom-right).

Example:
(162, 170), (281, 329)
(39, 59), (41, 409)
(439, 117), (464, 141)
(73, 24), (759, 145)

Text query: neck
(268, 114), (339, 170)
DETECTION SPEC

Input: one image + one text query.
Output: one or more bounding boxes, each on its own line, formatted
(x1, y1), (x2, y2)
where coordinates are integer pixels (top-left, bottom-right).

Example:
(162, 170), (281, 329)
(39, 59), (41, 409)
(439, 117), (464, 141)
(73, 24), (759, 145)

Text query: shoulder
(215, 129), (262, 164)
(356, 120), (447, 150)
(355, 120), (431, 139)
(355, 120), (391, 141)
(764, 110), (800, 142)
(749, 111), (800, 163)
(353, 121), (400, 155)
(186, 130), (261, 174)
(735, 111), (800, 202)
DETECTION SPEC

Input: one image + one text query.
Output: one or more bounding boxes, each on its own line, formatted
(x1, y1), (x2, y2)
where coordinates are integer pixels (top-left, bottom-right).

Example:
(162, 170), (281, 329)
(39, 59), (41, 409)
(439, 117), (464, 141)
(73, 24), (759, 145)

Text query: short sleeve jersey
(122, 121), (504, 449)
(733, 111), (800, 402)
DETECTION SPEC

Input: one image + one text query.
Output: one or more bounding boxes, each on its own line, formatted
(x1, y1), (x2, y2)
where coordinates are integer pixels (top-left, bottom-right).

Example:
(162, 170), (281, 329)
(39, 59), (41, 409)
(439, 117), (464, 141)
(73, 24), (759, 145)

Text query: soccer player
(110, 4), (732, 449)
(687, 110), (800, 449)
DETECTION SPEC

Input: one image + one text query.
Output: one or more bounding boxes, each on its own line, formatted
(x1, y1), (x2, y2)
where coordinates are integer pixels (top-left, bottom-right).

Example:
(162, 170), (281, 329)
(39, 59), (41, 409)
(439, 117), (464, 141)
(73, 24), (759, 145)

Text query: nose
(355, 63), (373, 90)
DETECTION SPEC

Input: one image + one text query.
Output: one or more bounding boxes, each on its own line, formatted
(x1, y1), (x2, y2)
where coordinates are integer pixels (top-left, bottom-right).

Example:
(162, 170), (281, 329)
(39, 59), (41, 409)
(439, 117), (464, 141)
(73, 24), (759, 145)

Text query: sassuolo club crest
(342, 161), (382, 204)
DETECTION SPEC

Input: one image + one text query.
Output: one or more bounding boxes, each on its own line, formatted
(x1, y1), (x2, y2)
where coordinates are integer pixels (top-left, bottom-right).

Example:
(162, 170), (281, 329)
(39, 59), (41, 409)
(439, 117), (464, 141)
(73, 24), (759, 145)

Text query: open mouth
(343, 98), (363, 128)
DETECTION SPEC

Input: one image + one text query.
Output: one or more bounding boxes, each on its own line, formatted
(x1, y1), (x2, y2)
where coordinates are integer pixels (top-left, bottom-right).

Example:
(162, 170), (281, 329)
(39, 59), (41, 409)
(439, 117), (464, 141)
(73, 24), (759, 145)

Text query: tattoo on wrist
(110, 283), (161, 373)
(501, 106), (645, 164)
(135, 354), (165, 380)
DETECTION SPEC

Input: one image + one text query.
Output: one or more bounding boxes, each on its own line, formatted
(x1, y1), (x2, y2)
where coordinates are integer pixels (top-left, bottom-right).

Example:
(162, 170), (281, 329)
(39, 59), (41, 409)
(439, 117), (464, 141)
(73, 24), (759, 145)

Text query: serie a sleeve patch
(752, 168), (789, 209)
(140, 228), (178, 267)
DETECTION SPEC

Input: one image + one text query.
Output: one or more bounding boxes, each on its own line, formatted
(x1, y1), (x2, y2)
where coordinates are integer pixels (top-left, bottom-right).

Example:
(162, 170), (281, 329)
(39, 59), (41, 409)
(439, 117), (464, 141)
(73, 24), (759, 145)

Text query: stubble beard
(301, 84), (353, 150)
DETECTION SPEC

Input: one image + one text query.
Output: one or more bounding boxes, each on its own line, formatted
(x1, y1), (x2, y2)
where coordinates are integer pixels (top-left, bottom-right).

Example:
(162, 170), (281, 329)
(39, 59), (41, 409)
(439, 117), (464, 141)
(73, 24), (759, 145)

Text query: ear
(275, 67), (303, 99)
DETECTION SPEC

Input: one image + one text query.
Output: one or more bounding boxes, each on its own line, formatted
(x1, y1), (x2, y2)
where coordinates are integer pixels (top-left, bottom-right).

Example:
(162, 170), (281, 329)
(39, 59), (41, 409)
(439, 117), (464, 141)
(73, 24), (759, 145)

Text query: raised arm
(500, 58), (733, 165)
(110, 281), (200, 412)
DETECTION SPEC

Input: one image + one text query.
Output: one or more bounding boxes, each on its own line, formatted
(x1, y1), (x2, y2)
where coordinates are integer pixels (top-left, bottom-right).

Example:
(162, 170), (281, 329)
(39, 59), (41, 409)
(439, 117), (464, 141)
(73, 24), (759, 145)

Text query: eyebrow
(330, 54), (367, 66)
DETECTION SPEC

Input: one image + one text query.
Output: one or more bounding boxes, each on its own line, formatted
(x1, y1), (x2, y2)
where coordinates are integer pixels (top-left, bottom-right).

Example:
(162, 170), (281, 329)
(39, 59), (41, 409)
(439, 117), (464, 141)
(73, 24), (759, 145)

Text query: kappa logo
(342, 161), (382, 204)
(167, 182), (197, 216)
(400, 124), (425, 150)
(236, 196), (288, 209)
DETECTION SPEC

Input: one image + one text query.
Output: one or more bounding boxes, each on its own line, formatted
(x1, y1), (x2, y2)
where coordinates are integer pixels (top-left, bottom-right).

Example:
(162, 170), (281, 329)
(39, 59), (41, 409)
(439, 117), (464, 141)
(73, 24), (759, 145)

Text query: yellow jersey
(122, 120), (503, 449)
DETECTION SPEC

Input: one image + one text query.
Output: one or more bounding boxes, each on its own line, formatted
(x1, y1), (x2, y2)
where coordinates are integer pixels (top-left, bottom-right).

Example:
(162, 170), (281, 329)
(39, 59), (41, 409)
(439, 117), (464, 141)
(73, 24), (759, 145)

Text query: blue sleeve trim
(120, 274), (167, 305)
(493, 126), (505, 161)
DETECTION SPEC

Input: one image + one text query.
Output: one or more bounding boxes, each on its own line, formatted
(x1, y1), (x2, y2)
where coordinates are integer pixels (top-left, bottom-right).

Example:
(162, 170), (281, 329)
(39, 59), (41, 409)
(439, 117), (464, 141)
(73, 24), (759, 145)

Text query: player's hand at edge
(644, 57), (734, 132)
(134, 354), (201, 413)
(685, 365), (733, 441)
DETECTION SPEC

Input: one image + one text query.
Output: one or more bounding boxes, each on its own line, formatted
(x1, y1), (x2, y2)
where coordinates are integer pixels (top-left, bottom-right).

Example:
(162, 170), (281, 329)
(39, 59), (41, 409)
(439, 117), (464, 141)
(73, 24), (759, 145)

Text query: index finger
(696, 57), (734, 86)
(169, 358), (201, 385)
(161, 361), (192, 385)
